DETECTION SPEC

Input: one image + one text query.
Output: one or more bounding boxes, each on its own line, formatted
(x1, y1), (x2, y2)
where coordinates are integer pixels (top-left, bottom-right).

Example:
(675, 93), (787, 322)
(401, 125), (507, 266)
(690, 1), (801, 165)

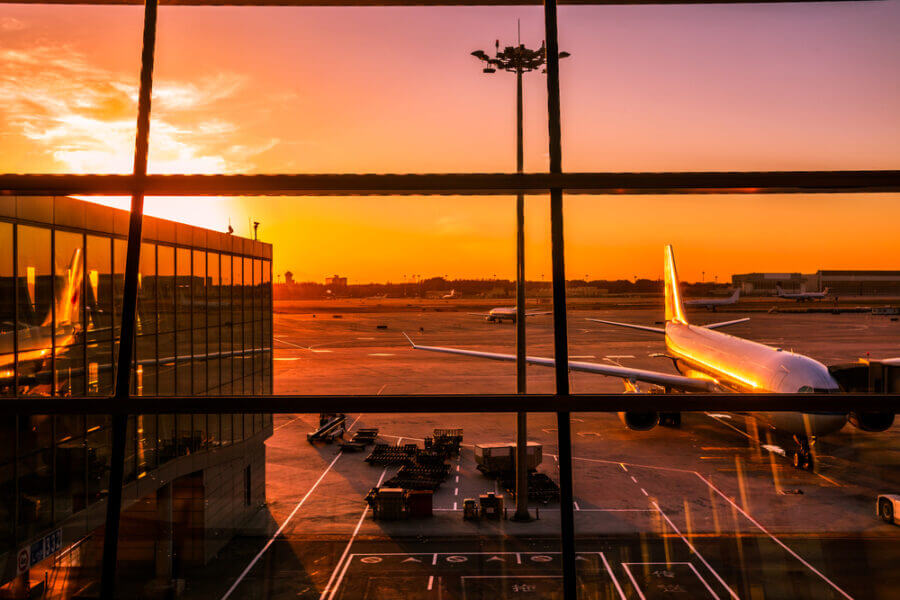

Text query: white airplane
(469, 306), (552, 324)
(442, 289), (459, 299)
(775, 284), (829, 301)
(1, 248), (84, 389)
(405, 245), (895, 471)
(685, 288), (740, 311)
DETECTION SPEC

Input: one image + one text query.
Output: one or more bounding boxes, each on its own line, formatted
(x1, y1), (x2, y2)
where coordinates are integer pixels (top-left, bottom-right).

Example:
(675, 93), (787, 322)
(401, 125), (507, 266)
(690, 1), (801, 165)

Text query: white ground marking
(574, 501), (580, 511)
(570, 355), (596, 359)
(598, 552), (627, 600)
(368, 353), (395, 357)
(273, 357), (302, 361)
(623, 562), (719, 600)
(427, 575), (433, 590)
(376, 383), (388, 395)
(219, 415), (361, 600)
(762, 444), (785, 456)
(311, 349), (333, 353)
(621, 563), (648, 600)
(620, 463), (628, 472)
(652, 501), (741, 600)
(320, 438), (400, 600)
(686, 562), (721, 600)
(272, 336), (308, 349)
(452, 502), (457, 510)
(273, 416), (302, 431)
(640, 488), (648, 496)
(696, 473), (854, 600)
(630, 476), (638, 484)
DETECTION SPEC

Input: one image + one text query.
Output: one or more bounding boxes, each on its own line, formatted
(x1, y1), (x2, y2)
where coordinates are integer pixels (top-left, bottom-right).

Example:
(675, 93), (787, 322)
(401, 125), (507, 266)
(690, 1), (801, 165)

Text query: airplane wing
(402, 334), (715, 393)
(525, 311), (553, 317)
(586, 318), (665, 335)
(467, 312), (491, 317)
(704, 317), (750, 330)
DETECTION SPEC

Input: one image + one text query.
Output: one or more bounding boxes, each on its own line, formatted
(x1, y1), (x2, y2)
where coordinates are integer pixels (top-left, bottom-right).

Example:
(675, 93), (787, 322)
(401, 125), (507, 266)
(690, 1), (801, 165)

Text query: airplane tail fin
(775, 284), (784, 295)
(731, 288), (741, 302)
(664, 245), (687, 324)
(53, 248), (83, 327)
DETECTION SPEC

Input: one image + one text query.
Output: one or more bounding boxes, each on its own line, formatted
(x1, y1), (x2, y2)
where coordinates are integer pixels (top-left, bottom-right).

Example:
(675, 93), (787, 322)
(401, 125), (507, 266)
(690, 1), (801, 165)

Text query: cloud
(0, 44), (276, 174)
(0, 17), (26, 32)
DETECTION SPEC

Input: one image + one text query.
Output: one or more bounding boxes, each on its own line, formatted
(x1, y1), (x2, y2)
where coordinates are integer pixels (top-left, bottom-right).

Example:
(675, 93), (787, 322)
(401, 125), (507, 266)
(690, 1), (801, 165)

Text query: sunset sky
(1, 2), (899, 282)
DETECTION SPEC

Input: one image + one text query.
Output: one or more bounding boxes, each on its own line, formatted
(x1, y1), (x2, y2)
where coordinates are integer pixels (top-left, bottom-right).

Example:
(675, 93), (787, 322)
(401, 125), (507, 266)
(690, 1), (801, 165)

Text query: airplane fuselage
(486, 307), (517, 323)
(665, 321), (847, 437)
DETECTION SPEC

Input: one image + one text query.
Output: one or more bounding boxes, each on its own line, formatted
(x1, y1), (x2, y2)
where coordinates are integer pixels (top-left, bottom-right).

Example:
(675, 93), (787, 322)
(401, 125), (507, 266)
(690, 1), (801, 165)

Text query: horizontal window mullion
(0, 393), (897, 414)
(2, 170), (899, 197)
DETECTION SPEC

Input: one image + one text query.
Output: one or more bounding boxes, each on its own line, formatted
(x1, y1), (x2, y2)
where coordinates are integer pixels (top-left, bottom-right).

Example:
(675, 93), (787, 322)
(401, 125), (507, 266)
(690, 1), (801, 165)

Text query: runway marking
(630, 476), (638, 483)
(427, 575), (433, 590)
(574, 501), (580, 511)
(219, 415), (361, 600)
(623, 562), (719, 600)
(368, 353), (395, 357)
(322, 467), (389, 600)
(376, 383), (388, 395)
(652, 501), (740, 600)
(641, 488), (649, 497)
(696, 473), (854, 600)
(599, 552), (627, 600)
(273, 416), (302, 431)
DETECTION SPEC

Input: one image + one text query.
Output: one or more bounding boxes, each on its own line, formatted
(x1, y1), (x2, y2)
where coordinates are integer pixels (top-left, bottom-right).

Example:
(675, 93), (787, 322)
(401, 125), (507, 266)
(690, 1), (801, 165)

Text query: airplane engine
(848, 411), (895, 432)
(618, 411), (659, 431)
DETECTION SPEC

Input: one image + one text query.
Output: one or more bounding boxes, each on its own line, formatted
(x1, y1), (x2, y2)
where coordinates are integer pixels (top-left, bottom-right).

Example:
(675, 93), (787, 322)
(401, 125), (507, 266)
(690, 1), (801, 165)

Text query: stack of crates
(425, 428), (463, 457)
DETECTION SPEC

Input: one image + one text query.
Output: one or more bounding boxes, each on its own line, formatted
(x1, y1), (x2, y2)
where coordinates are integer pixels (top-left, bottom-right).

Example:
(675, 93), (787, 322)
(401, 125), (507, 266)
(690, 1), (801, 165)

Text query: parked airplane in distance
(406, 245), (895, 471)
(685, 289), (740, 311)
(469, 306), (552, 323)
(442, 290), (459, 299)
(775, 284), (830, 301)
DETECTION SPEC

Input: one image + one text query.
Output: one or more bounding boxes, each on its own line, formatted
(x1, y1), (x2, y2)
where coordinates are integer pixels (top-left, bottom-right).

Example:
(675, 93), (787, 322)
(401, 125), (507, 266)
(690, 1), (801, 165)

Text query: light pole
(472, 25), (569, 523)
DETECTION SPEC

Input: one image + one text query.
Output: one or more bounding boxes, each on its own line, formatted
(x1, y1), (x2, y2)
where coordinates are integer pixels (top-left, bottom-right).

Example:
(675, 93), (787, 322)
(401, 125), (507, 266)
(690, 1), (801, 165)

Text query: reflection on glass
(0, 222), (13, 398)
(86, 235), (112, 395)
(55, 230), (85, 397)
(16, 226), (52, 396)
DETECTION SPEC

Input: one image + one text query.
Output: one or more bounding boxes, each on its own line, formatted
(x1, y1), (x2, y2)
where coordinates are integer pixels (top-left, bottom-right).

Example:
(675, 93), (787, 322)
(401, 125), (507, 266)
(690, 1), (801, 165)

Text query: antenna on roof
(227, 218), (233, 235)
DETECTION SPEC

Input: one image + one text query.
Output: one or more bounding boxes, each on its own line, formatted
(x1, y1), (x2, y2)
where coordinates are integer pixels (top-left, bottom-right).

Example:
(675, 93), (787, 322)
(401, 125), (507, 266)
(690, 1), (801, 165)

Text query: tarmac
(187, 301), (900, 599)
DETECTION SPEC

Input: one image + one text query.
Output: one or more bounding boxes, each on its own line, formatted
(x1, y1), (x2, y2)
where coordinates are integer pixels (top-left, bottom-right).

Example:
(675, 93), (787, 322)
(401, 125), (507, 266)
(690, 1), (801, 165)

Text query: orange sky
(1, 4), (899, 282)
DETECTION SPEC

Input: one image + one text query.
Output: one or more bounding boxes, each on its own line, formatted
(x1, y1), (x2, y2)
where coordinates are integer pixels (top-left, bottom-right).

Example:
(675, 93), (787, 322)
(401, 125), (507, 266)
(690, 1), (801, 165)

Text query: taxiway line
(219, 415), (361, 600)
(321, 439), (399, 600)
(599, 552), (627, 600)
(697, 473), (854, 600)
(652, 501), (741, 600)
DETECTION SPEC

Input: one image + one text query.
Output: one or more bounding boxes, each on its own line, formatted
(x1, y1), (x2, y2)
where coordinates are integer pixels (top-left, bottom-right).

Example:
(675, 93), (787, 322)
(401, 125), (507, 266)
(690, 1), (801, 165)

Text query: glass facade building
(0, 195), (272, 586)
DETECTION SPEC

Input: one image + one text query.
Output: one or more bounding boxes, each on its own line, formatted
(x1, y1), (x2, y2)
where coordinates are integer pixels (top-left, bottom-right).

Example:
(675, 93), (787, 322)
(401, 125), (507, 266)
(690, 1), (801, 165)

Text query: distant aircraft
(442, 290), (459, 299)
(406, 245), (895, 471)
(685, 289), (740, 311)
(469, 306), (552, 324)
(775, 284), (829, 301)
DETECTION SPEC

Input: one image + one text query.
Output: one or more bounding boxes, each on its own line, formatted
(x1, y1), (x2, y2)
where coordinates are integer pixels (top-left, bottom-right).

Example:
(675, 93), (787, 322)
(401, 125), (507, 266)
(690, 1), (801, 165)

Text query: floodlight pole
(472, 36), (556, 523)
(514, 62), (530, 522)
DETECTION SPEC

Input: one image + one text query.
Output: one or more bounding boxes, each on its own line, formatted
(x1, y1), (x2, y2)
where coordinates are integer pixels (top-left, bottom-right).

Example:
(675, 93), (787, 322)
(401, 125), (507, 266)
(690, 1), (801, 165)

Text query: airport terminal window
(192, 249), (207, 395)
(54, 230), (85, 397)
(0, 222), (12, 398)
(86, 235), (112, 396)
(16, 225), (51, 396)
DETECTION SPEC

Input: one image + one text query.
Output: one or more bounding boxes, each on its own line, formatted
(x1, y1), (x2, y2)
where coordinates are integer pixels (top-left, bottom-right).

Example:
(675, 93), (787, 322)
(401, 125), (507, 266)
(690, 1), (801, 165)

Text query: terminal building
(733, 270), (900, 296)
(0, 196), (273, 594)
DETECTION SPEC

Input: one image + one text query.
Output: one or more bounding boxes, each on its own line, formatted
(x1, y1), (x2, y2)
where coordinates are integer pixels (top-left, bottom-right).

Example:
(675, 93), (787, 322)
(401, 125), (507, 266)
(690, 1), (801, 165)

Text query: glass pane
(150, 7), (530, 174)
(0, 223), (13, 398)
(137, 242), (157, 396)
(560, 3), (900, 172)
(176, 247), (191, 396)
(16, 225), (52, 396)
(158, 245), (176, 395)
(86, 235), (112, 395)
(54, 230), (85, 397)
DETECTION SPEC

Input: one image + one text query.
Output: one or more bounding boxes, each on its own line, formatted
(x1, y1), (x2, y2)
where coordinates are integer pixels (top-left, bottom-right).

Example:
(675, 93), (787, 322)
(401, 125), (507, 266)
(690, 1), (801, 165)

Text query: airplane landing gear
(791, 435), (815, 471)
(660, 412), (681, 427)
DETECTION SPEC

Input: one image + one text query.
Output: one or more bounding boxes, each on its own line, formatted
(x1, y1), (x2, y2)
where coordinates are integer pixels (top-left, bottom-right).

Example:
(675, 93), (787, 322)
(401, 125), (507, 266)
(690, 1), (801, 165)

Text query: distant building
(285, 270), (294, 285)
(813, 270), (900, 296)
(733, 270), (900, 296)
(732, 272), (805, 294)
(326, 274), (347, 287)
